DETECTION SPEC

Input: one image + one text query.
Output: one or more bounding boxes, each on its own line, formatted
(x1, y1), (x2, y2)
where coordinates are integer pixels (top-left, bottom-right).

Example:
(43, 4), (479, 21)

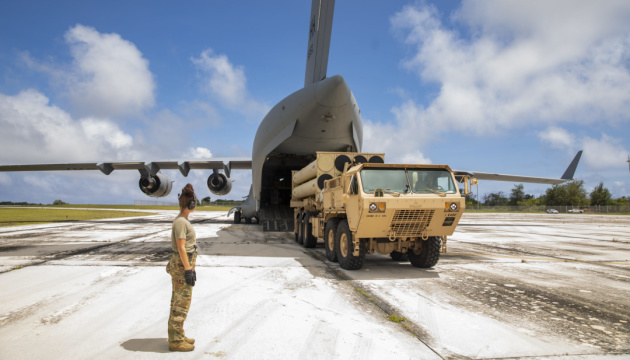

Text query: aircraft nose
(315, 75), (350, 107)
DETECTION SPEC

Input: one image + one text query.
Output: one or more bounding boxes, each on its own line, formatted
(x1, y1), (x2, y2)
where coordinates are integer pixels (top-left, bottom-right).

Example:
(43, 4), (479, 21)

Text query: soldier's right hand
(184, 270), (196, 286)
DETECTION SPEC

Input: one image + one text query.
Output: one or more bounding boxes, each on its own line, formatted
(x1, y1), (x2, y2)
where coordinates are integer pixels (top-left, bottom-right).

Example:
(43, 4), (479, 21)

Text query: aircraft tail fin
(304, 0), (335, 87)
(561, 150), (583, 180)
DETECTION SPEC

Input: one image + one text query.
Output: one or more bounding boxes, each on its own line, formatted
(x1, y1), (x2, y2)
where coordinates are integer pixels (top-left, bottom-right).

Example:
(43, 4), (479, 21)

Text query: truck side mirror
(350, 176), (358, 194)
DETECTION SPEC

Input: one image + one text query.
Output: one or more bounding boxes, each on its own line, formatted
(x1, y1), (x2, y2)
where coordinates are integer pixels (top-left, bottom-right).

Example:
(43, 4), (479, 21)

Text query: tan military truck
(291, 152), (465, 270)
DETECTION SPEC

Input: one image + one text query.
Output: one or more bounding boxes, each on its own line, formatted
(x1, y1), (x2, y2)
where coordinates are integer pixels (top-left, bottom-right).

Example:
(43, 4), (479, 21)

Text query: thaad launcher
(290, 151), (465, 270)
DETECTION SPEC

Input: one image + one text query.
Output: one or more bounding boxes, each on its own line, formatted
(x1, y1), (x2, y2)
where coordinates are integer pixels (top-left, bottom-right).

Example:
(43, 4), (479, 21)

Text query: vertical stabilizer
(304, 0), (335, 87)
(561, 150), (583, 180)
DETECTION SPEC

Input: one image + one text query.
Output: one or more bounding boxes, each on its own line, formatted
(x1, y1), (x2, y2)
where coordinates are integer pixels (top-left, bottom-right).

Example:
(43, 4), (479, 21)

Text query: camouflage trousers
(166, 251), (197, 344)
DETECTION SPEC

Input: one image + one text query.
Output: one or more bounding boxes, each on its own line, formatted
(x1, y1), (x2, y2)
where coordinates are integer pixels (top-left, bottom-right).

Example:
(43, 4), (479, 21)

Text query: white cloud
(24, 24), (156, 118)
(582, 134), (629, 170)
(186, 147), (213, 159)
(387, 1), (630, 140)
(400, 150), (432, 165)
(0, 173), (11, 186)
(0, 89), (141, 164)
(191, 49), (269, 119)
(536, 125), (628, 171)
(23, 174), (56, 193)
(64, 25), (155, 117)
(81, 118), (134, 149)
(1, 171), (141, 205)
(192, 49), (246, 107)
(538, 126), (575, 150)
(362, 104), (432, 164)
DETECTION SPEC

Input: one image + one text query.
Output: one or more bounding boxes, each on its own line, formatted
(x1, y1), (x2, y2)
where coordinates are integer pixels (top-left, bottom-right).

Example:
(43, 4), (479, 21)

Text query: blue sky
(1, 0), (629, 205)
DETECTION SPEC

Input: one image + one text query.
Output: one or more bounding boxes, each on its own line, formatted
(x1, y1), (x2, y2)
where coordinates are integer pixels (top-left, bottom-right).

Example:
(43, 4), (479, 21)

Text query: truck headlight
(369, 202), (385, 212)
(445, 202), (458, 212)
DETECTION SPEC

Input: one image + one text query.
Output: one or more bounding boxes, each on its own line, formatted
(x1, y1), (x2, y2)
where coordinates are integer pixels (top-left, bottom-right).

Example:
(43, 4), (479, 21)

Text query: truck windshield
(360, 168), (456, 194)
(408, 169), (457, 194)
(360, 169), (409, 193)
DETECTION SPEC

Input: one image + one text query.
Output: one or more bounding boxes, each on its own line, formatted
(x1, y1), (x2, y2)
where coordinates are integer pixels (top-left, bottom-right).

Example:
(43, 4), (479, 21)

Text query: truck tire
(390, 251), (409, 262)
(335, 220), (365, 270)
(324, 218), (339, 262)
(408, 237), (441, 268)
(303, 213), (317, 248)
(234, 211), (241, 224)
(294, 213), (300, 242)
(297, 212), (305, 244)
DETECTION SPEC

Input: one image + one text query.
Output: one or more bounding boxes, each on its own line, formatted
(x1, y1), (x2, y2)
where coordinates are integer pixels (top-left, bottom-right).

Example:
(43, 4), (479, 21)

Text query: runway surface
(0, 211), (628, 359)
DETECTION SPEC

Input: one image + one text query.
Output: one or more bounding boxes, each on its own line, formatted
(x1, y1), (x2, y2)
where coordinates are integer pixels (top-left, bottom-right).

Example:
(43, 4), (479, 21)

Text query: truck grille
(390, 210), (435, 237)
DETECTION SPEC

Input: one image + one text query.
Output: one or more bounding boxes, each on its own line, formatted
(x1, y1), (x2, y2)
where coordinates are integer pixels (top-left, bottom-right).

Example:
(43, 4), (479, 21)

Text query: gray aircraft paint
(304, 0), (335, 87)
(246, 73), (362, 217)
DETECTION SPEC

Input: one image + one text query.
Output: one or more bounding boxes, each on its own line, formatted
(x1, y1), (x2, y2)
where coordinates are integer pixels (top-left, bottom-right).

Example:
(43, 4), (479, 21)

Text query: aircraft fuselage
(243, 75), (362, 217)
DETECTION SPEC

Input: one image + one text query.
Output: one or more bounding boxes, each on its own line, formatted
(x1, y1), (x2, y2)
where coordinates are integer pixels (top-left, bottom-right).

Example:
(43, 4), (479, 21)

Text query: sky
(1, 0), (629, 205)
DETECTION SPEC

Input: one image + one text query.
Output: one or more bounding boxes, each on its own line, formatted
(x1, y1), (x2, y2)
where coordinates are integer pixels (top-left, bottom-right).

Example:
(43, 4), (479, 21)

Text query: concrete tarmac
(0, 211), (628, 359)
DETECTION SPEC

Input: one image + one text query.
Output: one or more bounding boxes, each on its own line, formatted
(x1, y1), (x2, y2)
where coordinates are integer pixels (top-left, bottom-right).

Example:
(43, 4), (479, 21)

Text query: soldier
(167, 183), (198, 352)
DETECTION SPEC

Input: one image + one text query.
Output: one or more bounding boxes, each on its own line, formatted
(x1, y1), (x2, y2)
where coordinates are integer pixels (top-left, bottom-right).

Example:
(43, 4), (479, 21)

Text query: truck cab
(320, 163), (465, 270)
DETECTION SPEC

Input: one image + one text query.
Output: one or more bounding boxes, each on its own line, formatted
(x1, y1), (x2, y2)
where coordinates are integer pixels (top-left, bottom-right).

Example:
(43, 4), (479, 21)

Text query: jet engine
(207, 172), (232, 196)
(139, 173), (173, 198)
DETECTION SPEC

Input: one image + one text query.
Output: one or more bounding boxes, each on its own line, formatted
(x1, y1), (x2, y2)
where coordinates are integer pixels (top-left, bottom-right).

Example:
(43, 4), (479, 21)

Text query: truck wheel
(408, 237), (441, 268)
(335, 220), (365, 270)
(234, 211), (241, 224)
(294, 213), (301, 242)
(303, 213), (317, 248)
(324, 218), (339, 262)
(297, 212), (305, 244)
(390, 251), (409, 262)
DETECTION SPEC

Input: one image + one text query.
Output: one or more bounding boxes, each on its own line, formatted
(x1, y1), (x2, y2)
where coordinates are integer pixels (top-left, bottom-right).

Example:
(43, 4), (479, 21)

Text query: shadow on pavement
(120, 338), (170, 353)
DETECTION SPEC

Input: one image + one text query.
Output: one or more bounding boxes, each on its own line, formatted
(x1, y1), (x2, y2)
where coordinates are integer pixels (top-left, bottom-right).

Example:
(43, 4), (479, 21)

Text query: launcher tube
(292, 178), (318, 199)
(292, 159), (317, 186)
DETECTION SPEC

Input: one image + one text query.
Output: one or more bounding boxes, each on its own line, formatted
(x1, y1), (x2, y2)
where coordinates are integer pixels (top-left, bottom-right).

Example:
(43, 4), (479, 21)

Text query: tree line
(0, 200), (67, 206)
(466, 181), (629, 207)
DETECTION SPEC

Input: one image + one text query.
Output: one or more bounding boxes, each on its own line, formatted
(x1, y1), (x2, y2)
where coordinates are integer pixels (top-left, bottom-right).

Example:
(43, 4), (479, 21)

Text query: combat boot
(169, 341), (194, 352)
(185, 336), (195, 344)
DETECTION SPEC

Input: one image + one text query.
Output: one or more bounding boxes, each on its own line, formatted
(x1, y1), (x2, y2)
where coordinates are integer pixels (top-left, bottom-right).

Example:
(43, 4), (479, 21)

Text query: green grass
(52, 204), (235, 211)
(387, 313), (406, 323)
(0, 208), (157, 227)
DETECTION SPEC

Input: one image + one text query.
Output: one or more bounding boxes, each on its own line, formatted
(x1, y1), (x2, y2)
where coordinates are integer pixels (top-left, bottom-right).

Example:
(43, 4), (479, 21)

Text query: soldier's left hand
(184, 270), (196, 286)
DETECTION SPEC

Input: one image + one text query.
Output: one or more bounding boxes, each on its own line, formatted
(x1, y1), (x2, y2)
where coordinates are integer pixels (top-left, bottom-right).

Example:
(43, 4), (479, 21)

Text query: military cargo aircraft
(0, 0), (581, 230)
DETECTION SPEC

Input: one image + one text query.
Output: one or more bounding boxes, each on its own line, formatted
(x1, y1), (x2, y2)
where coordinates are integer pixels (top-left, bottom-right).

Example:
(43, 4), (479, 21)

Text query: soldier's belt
(187, 245), (198, 256)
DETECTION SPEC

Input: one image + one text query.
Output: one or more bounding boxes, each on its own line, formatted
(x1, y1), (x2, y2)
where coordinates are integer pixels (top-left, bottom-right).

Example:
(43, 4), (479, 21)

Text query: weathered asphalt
(0, 211), (628, 359)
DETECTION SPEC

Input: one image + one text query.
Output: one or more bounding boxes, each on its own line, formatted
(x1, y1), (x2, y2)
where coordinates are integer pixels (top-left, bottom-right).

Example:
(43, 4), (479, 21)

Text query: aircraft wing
(0, 158), (252, 178)
(453, 150), (583, 185)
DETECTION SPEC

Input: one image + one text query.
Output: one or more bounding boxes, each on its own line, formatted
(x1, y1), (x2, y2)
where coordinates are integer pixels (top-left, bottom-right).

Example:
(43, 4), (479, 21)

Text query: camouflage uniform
(166, 249), (197, 344)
